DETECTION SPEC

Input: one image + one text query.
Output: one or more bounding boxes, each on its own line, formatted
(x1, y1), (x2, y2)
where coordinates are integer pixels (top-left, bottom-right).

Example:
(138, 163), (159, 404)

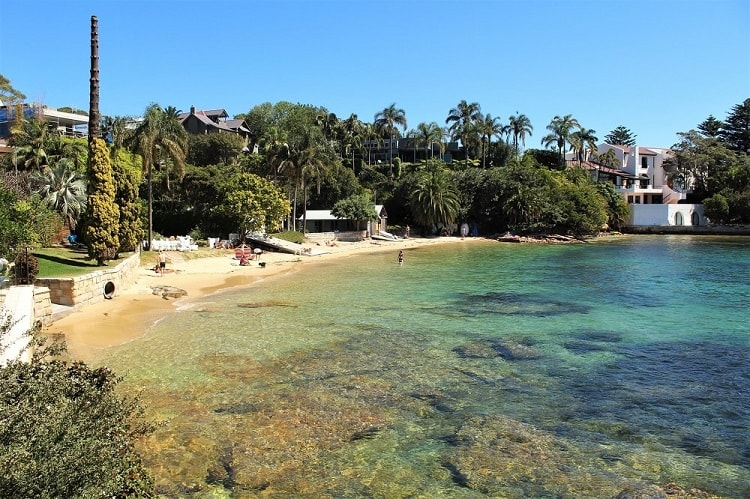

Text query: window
(675, 212), (684, 226)
(627, 195), (634, 203)
(641, 157), (648, 169)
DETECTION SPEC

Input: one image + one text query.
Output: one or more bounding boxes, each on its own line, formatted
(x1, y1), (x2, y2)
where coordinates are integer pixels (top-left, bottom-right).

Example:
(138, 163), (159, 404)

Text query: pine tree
(697, 115), (723, 138)
(604, 126), (637, 146)
(719, 98), (750, 152)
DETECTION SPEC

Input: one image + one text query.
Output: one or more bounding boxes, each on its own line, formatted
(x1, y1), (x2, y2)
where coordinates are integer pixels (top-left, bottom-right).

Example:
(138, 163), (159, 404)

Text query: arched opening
(675, 212), (684, 226)
(104, 281), (116, 299)
(691, 211), (700, 226)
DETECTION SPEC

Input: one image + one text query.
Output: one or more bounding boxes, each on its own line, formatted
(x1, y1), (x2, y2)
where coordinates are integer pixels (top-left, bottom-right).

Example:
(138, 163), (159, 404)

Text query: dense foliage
(113, 152), (143, 255)
(331, 193), (377, 231)
(2, 72), (748, 243)
(0, 321), (154, 497)
(84, 138), (119, 264)
(0, 184), (62, 256)
(213, 172), (290, 235)
(664, 99), (750, 222)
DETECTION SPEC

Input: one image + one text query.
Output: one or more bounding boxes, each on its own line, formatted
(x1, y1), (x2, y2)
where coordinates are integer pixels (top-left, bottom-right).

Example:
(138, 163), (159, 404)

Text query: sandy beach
(48, 236), (475, 362)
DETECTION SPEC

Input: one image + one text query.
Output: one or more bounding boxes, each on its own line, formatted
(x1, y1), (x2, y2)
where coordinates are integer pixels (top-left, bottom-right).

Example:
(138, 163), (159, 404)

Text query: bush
(189, 226), (205, 241)
(0, 324), (155, 496)
(12, 251), (39, 285)
(273, 231), (305, 244)
(703, 194), (730, 224)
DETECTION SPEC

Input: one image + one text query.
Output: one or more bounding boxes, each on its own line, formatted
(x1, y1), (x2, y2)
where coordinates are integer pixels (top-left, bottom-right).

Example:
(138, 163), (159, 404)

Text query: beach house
(572, 143), (707, 228)
(299, 205), (389, 241)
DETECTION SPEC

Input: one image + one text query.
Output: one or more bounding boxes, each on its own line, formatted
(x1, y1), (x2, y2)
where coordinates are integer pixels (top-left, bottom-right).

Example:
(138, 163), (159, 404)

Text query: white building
(572, 144), (708, 227)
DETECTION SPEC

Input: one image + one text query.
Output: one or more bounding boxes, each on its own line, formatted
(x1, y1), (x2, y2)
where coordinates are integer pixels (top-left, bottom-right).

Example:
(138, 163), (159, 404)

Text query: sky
(1, 0), (748, 148)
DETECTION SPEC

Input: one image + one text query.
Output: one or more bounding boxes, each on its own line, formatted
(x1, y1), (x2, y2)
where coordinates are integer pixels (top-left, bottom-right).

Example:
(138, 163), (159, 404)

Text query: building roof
(180, 111), (234, 132)
(177, 108), (228, 121)
(300, 205), (386, 221)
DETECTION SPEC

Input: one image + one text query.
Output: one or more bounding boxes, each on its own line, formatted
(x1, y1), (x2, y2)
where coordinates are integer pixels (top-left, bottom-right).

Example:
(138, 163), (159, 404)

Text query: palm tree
(30, 157), (87, 231)
(476, 113), (504, 167)
(445, 100), (481, 160)
(341, 113), (363, 169)
(508, 113), (533, 155)
(569, 127), (598, 164)
(10, 117), (51, 173)
(126, 103), (188, 250)
(261, 126), (289, 182)
(277, 126), (328, 231)
(298, 143), (326, 233)
(160, 105), (187, 190)
(344, 133), (363, 173)
(541, 114), (580, 163)
(416, 122), (443, 160)
(102, 115), (131, 154)
(410, 160), (460, 230)
(374, 103), (407, 176)
(361, 122), (382, 165)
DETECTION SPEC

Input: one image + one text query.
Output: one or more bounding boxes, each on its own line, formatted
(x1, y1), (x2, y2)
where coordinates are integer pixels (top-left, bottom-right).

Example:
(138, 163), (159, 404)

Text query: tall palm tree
(341, 113), (363, 169)
(445, 100), (481, 160)
(344, 133), (363, 173)
(261, 126), (289, 182)
(476, 113), (504, 167)
(374, 103), (407, 176)
(298, 143), (326, 233)
(277, 126), (328, 231)
(569, 127), (598, 164)
(160, 105), (187, 190)
(30, 157), (87, 231)
(508, 113), (533, 155)
(416, 122), (443, 160)
(126, 103), (188, 250)
(361, 122), (382, 165)
(541, 114), (580, 163)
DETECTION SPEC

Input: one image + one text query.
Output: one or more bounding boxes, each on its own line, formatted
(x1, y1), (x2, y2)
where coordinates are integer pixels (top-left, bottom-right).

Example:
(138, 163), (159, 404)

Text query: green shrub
(272, 231), (304, 244)
(13, 251), (39, 284)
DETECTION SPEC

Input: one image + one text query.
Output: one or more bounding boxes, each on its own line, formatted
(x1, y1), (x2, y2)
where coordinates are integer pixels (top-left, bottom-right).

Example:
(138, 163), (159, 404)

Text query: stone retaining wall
(36, 253), (142, 308)
(33, 287), (52, 326)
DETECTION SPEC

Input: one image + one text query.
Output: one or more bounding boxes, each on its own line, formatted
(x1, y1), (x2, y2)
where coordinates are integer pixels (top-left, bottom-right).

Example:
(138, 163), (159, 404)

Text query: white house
(586, 143), (707, 227)
(299, 205), (388, 237)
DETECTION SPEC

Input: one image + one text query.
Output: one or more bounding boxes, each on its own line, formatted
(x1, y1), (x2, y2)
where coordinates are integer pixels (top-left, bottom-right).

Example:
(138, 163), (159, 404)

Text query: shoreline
(47, 236), (481, 362)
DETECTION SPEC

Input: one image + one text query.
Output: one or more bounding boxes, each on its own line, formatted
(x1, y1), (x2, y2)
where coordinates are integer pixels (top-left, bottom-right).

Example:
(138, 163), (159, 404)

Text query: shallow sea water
(94, 235), (750, 497)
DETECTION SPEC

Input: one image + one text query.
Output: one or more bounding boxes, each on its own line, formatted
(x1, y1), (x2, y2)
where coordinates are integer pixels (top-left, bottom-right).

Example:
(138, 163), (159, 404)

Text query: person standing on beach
(158, 251), (167, 275)
(398, 250), (404, 267)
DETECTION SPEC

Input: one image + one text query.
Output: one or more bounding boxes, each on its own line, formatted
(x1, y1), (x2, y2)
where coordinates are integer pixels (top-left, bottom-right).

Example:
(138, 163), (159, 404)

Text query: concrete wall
(36, 252), (141, 308)
(628, 204), (706, 226)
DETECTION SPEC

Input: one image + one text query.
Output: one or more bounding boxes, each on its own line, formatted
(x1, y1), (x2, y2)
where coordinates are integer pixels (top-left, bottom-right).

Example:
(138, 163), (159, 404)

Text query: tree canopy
(0, 321), (154, 497)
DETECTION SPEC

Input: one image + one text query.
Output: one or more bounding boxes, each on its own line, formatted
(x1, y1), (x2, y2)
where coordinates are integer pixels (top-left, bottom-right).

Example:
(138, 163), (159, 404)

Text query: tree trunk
(147, 164), (153, 250)
(88, 16), (99, 144)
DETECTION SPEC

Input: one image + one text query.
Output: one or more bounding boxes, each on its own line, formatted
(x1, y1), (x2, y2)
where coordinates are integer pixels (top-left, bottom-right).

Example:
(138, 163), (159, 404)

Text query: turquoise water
(95, 235), (750, 497)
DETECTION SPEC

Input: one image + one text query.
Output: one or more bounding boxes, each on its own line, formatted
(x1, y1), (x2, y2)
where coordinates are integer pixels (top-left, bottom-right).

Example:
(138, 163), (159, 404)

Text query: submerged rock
(151, 285), (187, 300)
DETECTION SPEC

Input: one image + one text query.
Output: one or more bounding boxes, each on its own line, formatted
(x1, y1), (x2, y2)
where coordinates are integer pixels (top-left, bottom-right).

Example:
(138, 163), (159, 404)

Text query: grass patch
(32, 248), (134, 278)
(31, 246), (227, 279)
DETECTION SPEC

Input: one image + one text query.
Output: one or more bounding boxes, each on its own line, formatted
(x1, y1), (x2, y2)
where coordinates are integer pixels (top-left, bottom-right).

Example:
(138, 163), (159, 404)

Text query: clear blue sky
(1, 0), (748, 147)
